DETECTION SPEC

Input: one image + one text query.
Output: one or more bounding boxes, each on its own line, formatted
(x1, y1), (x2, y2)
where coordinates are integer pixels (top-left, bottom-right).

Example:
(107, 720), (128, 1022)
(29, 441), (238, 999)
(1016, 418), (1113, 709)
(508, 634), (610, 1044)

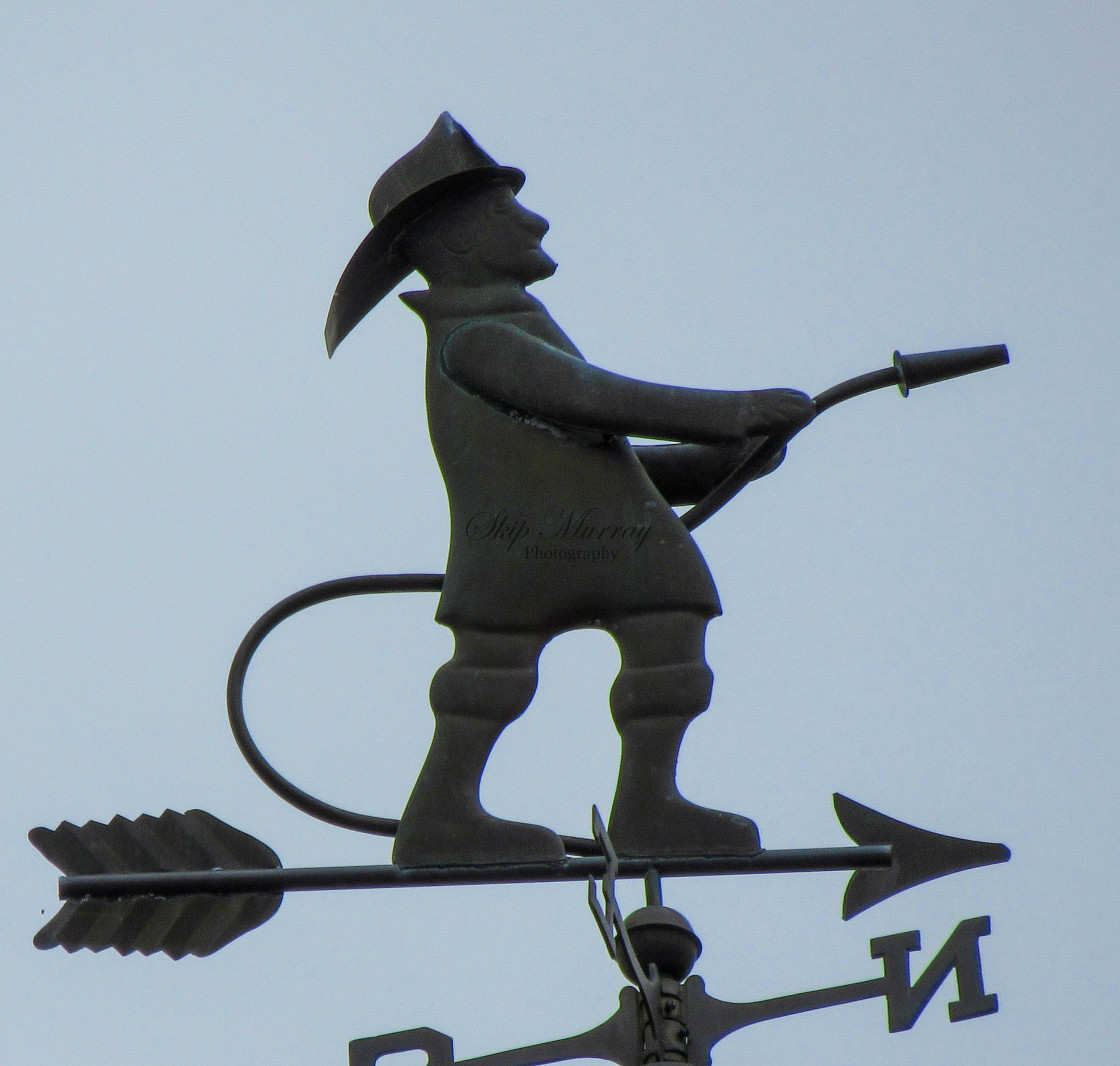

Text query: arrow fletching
(29, 809), (282, 959)
(835, 794), (1010, 919)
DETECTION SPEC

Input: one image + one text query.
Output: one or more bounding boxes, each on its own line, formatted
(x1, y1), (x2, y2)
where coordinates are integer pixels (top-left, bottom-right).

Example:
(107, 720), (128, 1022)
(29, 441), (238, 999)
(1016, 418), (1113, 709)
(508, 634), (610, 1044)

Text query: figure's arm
(635, 440), (787, 505)
(442, 321), (813, 445)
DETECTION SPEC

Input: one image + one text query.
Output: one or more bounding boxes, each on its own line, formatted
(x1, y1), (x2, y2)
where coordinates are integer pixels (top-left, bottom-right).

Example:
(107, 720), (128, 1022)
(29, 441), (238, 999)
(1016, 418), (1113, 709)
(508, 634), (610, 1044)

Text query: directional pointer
(30, 795), (1009, 957)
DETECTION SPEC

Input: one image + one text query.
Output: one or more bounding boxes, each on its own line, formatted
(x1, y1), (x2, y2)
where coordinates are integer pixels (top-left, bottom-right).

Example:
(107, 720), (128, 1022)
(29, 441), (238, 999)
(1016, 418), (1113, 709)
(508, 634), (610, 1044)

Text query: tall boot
(393, 647), (564, 867)
(609, 714), (760, 857)
(394, 712), (564, 866)
(607, 645), (762, 859)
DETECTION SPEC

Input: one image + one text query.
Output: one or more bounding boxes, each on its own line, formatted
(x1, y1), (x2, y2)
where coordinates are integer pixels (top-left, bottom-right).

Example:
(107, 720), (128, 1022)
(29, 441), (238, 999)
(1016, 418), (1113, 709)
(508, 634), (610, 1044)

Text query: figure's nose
(518, 205), (549, 239)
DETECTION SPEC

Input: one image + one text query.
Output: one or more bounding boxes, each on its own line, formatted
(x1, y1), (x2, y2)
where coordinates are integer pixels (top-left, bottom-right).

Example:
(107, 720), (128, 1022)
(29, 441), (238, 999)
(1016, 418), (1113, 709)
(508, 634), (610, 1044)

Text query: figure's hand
(712, 437), (788, 481)
(732, 388), (815, 438)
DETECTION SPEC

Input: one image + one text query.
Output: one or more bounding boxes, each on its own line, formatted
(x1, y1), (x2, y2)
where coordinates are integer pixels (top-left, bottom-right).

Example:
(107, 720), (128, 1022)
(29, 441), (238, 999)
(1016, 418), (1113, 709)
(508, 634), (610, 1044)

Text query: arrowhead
(834, 794), (1010, 920)
(29, 809), (282, 958)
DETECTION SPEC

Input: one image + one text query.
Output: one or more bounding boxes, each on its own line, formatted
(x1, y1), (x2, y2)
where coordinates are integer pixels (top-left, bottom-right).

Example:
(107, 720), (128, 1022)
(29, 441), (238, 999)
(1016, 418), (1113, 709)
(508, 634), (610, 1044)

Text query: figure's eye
(488, 188), (514, 215)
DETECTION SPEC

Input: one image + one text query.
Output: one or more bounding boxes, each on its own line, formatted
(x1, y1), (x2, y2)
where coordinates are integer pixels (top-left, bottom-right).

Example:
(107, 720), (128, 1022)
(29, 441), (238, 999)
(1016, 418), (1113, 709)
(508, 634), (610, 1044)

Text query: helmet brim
(324, 165), (524, 356)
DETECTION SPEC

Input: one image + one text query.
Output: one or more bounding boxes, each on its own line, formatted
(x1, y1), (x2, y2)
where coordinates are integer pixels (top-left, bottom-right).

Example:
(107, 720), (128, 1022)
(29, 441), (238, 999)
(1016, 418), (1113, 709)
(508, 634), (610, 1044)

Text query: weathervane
(31, 113), (1011, 1063)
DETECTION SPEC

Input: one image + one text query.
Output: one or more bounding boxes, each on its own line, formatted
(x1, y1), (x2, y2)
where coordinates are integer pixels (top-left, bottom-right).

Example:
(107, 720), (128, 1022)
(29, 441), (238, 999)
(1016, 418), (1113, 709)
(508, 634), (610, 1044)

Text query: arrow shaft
(58, 845), (891, 899)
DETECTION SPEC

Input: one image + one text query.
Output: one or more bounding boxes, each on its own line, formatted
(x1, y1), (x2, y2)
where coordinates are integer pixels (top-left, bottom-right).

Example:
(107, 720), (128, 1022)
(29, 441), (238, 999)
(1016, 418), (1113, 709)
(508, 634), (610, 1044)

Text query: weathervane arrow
(30, 795), (1008, 957)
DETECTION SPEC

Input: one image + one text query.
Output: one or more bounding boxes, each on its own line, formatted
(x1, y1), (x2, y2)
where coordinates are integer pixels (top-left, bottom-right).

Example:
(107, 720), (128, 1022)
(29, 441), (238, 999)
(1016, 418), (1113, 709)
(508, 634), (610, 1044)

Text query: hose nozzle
(893, 344), (1010, 397)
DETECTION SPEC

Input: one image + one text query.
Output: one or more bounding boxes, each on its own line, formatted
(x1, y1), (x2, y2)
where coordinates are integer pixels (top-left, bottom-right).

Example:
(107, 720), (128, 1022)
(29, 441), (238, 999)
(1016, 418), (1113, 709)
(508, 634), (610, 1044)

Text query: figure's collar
(399, 284), (545, 319)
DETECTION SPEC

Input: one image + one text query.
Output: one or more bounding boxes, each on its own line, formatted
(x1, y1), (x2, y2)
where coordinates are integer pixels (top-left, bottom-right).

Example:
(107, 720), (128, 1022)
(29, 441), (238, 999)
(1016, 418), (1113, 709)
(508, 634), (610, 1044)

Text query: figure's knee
(429, 661), (538, 723)
(609, 660), (714, 724)
(607, 610), (714, 724)
(429, 629), (544, 725)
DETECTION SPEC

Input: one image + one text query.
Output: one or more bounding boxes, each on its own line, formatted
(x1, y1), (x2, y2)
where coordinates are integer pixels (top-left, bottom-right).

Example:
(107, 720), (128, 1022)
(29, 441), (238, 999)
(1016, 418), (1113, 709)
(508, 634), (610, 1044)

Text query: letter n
(870, 916), (998, 1033)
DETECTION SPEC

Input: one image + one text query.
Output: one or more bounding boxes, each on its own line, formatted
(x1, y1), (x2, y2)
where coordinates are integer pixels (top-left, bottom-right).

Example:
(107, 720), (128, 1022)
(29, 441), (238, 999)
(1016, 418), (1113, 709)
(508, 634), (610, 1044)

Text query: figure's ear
(398, 189), (490, 282)
(437, 211), (478, 255)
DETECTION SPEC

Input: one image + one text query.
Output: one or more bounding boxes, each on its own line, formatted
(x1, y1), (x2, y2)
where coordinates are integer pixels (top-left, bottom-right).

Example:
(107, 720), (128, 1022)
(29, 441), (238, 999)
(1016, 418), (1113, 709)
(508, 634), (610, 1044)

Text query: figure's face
(457, 183), (557, 286)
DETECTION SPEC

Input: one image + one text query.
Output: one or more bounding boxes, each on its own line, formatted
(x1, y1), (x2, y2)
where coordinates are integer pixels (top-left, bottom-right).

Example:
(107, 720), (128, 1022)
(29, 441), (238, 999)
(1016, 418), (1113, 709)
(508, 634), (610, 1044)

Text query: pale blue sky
(4, 4), (1118, 1064)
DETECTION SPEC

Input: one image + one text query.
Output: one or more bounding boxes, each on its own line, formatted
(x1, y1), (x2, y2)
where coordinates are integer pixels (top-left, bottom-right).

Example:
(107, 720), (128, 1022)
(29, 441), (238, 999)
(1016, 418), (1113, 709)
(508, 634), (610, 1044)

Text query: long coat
(400, 284), (721, 635)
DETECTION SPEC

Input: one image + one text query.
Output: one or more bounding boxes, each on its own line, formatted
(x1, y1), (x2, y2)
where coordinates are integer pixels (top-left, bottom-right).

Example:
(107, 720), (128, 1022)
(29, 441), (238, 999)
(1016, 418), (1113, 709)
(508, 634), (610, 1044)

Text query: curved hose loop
(227, 574), (443, 836)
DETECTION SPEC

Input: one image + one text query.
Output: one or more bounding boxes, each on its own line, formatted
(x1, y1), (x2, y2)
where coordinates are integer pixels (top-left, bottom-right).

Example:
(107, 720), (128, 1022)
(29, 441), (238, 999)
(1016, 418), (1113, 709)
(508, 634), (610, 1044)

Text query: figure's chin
(525, 254), (558, 284)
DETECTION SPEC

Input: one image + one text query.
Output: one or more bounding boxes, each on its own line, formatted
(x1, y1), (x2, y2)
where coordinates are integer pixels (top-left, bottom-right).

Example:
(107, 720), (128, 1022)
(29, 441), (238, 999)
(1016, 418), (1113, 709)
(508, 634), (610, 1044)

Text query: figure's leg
(607, 611), (761, 857)
(393, 627), (565, 867)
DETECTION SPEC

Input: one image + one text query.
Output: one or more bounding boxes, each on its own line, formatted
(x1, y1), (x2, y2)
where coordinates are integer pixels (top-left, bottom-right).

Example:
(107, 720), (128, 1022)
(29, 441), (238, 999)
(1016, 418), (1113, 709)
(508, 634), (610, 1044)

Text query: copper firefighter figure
(325, 114), (814, 867)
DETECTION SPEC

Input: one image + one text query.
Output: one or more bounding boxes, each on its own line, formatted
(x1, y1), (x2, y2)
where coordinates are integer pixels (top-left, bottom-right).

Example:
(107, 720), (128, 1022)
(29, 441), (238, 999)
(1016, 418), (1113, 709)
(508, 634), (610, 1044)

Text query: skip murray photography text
(466, 507), (653, 561)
